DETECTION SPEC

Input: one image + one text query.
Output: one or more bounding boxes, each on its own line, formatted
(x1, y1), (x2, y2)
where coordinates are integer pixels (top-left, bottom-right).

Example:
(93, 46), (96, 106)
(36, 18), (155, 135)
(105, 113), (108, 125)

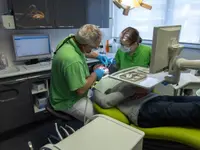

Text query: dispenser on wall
(0, 53), (8, 70)
(1, 15), (15, 29)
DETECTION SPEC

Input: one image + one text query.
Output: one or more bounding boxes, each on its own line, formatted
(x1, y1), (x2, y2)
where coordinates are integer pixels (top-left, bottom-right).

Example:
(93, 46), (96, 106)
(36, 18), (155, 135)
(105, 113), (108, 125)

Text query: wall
(1, 0), (200, 66)
(179, 48), (200, 60)
(0, 0), (113, 66)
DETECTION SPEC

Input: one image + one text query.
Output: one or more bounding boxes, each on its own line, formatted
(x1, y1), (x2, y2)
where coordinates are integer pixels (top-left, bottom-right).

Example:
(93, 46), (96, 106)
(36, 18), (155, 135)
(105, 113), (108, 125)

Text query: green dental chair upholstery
(94, 103), (200, 150)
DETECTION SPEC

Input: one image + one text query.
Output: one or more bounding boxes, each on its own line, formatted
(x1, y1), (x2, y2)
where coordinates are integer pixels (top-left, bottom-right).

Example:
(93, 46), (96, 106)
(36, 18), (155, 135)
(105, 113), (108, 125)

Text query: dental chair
(94, 104), (200, 150)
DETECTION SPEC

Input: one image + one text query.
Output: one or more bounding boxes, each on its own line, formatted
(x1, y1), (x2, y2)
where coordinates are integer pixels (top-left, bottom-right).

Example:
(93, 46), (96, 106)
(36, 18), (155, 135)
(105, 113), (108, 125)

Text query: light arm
(176, 58), (200, 70)
(165, 58), (200, 85)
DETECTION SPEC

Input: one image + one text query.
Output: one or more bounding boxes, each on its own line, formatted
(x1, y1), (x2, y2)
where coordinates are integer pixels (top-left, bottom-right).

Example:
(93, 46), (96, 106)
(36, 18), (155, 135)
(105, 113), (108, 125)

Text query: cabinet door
(55, 0), (86, 28)
(86, 0), (109, 28)
(101, 0), (109, 28)
(11, 0), (54, 29)
(0, 79), (34, 133)
(86, 0), (102, 27)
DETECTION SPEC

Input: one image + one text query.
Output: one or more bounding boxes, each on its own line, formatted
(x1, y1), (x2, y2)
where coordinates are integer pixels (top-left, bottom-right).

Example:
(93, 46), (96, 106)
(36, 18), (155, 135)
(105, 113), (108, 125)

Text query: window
(113, 0), (200, 44)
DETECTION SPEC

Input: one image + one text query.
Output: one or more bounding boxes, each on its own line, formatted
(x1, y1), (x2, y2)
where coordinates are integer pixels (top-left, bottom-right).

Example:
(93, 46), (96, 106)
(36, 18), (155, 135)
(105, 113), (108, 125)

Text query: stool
(46, 102), (73, 121)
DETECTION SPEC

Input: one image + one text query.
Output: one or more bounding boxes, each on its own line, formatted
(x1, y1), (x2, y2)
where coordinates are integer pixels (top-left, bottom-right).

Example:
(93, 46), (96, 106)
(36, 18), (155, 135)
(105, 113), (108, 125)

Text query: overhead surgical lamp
(113, 0), (152, 16)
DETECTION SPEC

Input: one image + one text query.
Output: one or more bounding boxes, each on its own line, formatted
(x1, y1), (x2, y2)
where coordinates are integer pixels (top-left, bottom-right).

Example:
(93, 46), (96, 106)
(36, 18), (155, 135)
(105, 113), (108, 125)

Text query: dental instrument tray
(119, 70), (147, 82)
(108, 66), (164, 89)
(109, 67), (148, 82)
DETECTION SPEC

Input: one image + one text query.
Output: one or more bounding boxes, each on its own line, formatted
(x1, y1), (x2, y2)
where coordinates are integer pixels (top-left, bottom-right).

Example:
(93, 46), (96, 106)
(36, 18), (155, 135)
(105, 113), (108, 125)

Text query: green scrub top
(115, 44), (152, 70)
(50, 35), (90, 111)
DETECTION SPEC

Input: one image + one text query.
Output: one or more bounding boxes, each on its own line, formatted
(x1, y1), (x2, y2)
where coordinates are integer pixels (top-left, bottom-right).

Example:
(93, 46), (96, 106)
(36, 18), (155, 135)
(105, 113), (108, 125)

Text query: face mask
(120, 45), (131, 53)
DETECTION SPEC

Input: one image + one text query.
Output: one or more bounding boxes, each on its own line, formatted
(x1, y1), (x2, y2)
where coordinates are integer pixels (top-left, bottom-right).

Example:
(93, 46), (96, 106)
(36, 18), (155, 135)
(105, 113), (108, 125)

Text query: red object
(105, 40), (109, 53)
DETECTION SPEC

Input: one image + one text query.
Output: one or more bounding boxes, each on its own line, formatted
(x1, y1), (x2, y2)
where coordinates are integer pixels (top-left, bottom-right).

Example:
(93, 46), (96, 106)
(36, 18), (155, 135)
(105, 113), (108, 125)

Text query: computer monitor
(150, 25), (182, 73)
(12, 34), (51, 62)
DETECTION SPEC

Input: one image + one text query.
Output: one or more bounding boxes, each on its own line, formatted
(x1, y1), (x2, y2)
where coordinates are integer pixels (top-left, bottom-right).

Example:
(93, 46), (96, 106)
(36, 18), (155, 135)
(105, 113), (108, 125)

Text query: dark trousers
(138, 96), (200, 128)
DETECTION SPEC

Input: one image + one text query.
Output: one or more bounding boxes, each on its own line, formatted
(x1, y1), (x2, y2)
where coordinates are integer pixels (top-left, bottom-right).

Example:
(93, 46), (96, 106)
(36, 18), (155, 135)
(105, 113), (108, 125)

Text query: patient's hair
(120, 27), (142, 46)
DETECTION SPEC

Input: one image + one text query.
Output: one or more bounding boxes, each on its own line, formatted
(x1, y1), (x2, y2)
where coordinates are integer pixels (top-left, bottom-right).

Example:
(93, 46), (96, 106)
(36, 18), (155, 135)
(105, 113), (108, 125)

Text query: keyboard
(0, 66), (19, 74)
(24, 62), (51, 70)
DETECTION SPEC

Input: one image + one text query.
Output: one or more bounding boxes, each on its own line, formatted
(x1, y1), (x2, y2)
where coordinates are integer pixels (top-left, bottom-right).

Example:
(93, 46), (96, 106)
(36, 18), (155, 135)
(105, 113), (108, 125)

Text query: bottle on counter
(105, 40), (110, 53)
(99, 44), (106, 55)
(112, 38), (120, 53)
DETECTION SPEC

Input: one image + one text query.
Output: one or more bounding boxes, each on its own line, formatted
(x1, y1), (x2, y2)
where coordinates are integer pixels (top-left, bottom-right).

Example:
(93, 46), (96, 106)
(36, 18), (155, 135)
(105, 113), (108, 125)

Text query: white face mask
(120, 45), (131, 53)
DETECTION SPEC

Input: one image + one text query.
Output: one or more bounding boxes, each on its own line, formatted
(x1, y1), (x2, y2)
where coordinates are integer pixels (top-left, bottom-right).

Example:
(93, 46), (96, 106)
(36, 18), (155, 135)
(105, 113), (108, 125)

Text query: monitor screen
(13, 35), (51, 61)
(150, 25), (181, 73)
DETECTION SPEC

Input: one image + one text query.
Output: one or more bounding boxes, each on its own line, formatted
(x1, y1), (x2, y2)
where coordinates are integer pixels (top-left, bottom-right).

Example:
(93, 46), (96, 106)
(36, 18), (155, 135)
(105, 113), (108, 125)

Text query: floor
(0, 113), (198, 150)
(0, 117), (83, 150)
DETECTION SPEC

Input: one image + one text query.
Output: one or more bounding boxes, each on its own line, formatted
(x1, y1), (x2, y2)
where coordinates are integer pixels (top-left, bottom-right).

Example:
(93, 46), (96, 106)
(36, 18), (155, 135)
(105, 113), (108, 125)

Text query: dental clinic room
(1, 0), (200, 149)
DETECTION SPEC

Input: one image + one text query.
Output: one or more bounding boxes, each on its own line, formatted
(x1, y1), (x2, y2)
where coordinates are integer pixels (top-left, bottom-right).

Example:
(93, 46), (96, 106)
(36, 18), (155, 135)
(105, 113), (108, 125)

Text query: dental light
(113, 0), (152, 16)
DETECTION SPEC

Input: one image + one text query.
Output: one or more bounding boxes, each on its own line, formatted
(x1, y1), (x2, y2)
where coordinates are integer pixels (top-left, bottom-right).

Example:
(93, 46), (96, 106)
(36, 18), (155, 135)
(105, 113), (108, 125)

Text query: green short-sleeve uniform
(50, 35), (90, 111)
(115, 44), (152, 70)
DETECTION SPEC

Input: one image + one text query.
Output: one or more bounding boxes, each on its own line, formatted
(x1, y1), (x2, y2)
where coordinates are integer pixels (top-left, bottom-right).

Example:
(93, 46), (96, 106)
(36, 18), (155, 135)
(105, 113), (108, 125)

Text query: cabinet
(0, 79), (34, 133)
(55, 0), (86, 28)
(10, 0), (87, 29)
(10, 0), (109, 29)
(11, 0), (54, 29)
(28, 73), (50, 114)
(86, 0), (109, 28)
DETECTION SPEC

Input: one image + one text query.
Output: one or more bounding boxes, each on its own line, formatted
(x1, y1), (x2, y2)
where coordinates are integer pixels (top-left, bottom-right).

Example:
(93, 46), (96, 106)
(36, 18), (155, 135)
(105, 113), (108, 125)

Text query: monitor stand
(25, 59), (39, 65)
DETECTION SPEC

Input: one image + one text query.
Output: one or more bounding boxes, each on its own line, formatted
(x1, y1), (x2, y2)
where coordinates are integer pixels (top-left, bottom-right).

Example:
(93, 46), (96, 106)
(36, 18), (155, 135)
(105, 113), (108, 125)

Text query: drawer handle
(2, 78), (27, 85)
(28, 74), (50, 79)
(0, 97), (16, 103)
(37, 75), (51, 79)
(58, 25), (74, 28)
(0, 89), (19, 103)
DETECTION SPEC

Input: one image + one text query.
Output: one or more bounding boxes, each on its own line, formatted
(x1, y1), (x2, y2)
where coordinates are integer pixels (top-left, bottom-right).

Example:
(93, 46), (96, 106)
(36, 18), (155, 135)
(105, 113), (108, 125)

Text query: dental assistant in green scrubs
(115, 27), (152, 70)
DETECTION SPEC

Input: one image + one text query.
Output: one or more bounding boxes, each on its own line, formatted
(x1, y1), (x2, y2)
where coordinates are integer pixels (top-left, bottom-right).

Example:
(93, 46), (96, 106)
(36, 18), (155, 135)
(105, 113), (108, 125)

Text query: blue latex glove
(94, 68), (105, 81)
(97, 55), (109, 66)
(162, 81), (169, 86)
(108, 58), (116, 65)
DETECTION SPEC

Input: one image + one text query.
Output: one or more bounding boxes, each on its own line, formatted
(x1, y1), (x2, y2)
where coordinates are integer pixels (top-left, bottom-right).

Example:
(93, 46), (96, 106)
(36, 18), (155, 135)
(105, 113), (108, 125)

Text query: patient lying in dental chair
(93, 78), (200, 128)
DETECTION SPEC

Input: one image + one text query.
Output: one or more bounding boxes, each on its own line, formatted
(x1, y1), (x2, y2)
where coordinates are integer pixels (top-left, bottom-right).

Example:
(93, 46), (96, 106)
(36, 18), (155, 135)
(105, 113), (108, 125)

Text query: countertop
(0, 58), (100, 79)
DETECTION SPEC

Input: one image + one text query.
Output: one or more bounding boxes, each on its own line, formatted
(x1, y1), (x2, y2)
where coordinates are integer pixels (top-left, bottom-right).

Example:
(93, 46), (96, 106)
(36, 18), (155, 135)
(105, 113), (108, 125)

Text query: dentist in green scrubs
(50, 24), (108, 122)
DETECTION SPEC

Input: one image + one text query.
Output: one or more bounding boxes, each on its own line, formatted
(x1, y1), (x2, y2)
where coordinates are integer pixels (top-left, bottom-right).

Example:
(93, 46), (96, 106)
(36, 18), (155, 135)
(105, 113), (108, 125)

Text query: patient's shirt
(93, 78), (158, 125)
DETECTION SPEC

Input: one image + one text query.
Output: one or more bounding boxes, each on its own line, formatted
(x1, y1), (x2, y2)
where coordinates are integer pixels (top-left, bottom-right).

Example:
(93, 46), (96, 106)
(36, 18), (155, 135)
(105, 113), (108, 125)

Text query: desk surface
(0, 58), (99, 79)
(172, 73), (200, 90)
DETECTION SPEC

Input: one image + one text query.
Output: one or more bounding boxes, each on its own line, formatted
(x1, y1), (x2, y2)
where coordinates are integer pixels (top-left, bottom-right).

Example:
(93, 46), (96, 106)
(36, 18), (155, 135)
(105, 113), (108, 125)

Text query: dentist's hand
(94, 68), (105, 81)
(97, 55), (109, 66)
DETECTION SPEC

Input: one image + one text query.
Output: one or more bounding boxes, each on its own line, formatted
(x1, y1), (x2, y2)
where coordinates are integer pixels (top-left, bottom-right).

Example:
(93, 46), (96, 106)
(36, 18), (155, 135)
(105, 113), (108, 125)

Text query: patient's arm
(93, 90), (127, 109)
(93, 82), (137, 108)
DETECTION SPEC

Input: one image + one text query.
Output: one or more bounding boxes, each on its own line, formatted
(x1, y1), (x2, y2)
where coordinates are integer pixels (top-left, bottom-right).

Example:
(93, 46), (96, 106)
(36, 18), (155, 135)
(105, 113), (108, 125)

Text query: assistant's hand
(97, 55), (109, 66)
(162, 81), (169, 86)
(135, 87), (149, 94)
(94, 68), (105, 81)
